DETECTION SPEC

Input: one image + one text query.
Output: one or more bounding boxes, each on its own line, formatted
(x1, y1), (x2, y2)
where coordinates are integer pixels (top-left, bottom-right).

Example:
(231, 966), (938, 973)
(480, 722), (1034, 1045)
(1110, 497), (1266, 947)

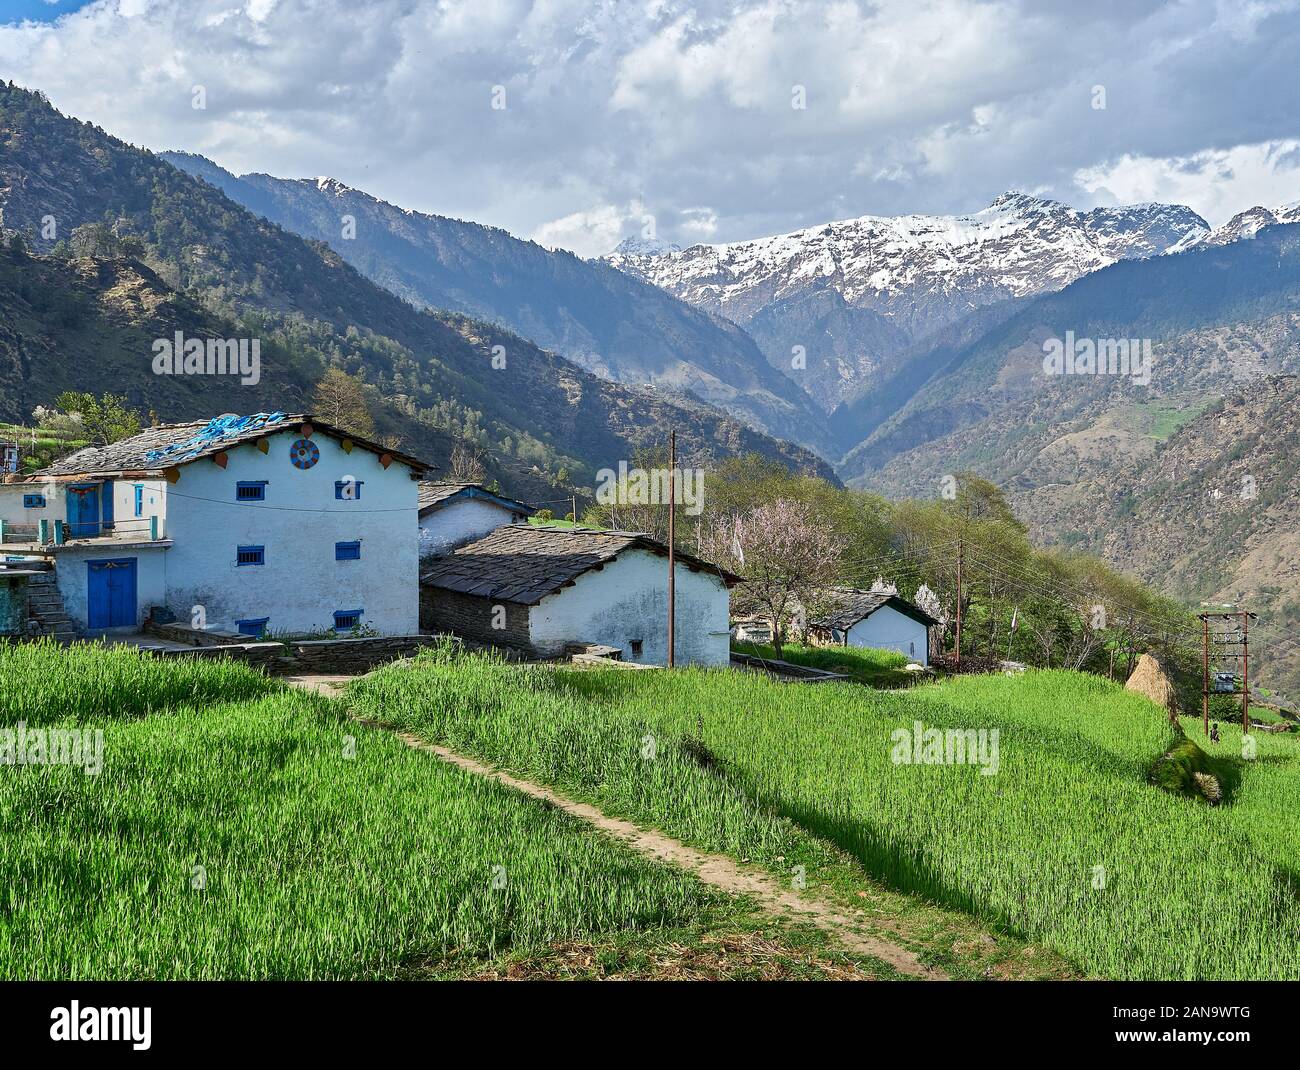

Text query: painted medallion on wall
(290, 438), (320, 470)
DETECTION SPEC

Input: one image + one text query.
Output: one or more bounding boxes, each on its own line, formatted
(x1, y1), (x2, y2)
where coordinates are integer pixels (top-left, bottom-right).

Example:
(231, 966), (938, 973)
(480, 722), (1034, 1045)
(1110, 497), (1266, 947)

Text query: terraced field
(349, 648), (1300, 980)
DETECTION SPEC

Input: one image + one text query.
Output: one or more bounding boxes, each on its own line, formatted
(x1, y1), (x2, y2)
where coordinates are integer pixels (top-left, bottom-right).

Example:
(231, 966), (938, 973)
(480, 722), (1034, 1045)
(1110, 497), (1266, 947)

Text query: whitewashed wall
(419, 497), (521, 557)
(843, 606), (929, 665)
(0, 482), (67, 535)
(111, 479), (167, 538)
(54, 545), (168, 633)
(159, 429), (420, 635)
(528, 548), (731, 666)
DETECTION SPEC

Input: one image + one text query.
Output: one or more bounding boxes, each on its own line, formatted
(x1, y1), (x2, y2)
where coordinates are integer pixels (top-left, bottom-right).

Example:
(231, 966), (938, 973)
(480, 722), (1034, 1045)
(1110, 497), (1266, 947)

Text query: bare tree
(448, 443), (487, 483)
(312, 369), (374, 438)
(701, 498), (845, 657)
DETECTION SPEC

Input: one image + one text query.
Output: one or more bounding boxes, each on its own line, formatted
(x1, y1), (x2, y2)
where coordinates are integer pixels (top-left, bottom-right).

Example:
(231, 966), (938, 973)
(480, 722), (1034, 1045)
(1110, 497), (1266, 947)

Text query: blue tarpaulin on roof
(143, 412), (288, 466)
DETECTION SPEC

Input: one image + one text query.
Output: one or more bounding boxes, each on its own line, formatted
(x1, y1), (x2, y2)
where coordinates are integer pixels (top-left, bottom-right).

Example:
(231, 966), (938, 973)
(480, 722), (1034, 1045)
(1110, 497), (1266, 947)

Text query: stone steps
(24, 572), (79, 640)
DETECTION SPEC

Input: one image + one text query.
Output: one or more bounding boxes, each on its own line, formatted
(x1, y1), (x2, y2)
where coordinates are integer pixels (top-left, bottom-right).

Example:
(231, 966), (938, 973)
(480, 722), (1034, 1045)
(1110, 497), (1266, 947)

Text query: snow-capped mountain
(609, 235), (681, 257)
(606, 193), (1209, 411)
(1195, 202), (1300, 246)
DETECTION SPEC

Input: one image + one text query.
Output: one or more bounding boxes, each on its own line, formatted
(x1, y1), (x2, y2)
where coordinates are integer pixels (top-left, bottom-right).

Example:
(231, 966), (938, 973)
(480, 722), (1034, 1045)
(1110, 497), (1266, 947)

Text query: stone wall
(145, 621), (248, 646)
(275, 635), (454, 674)
(146, 641), (284, 671)
(142, 632), (460, 675)
(420, 587), (534, 654)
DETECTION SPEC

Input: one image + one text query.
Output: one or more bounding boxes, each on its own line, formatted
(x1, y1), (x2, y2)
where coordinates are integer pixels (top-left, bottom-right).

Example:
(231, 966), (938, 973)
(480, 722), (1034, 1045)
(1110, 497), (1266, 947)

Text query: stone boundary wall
(141, 632), (463, 675)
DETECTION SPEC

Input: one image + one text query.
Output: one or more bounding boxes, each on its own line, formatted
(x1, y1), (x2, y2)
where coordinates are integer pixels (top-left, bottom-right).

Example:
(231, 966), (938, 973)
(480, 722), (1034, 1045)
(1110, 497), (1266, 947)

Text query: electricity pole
(1201, 614), (1209, 736)
(667, 429), (676, 669)
(954, 535), (963, 671)
(1241, 609), (1250, 733)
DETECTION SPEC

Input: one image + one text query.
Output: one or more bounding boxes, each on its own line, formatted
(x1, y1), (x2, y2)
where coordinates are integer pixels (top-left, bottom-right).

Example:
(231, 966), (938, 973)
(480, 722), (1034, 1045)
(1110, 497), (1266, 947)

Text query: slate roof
(420, 523), (741, 605)
(811, 587), (940, 631)
(28, 413), (431, 479)
(417, 481), (533, 517)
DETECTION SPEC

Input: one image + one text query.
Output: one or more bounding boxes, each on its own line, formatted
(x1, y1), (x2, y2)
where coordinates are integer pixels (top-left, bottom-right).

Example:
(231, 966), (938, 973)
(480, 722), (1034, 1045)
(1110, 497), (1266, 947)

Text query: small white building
(0, 412), (429, 637)
(809, 588), (939, 666)
(420, 524), (739, 666)
(418, 481), (532, 559)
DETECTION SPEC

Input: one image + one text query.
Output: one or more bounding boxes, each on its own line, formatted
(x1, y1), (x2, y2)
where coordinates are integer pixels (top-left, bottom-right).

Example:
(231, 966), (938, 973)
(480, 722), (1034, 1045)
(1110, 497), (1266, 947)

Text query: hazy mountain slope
(1014, 376), (1300, 699)
(0, 246), (831, 499)
(608, 193), (1208, 412)
(0, 84), (834, 489)
(158, 151), (835, 456)
(839, 223), (1300, 495)
(828, 225), (1300, 691)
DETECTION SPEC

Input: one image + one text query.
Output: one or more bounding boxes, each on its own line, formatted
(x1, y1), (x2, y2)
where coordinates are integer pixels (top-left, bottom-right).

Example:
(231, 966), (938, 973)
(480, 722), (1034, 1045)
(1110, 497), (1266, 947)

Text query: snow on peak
(605, 195), (1208, 333)
(1195, 202), (1300, 247)
(610, 235), (682, 257)
(314, 176), (354, 196)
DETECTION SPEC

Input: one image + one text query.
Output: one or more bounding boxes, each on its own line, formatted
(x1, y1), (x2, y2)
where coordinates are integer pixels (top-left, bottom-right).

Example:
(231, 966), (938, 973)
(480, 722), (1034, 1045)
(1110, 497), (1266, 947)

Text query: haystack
(1125, 654), (1179, 717)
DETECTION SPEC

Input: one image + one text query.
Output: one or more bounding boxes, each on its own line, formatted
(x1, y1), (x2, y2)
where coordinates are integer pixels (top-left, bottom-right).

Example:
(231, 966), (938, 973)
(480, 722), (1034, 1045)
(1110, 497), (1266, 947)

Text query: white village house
(419, 524), (740, 666)
(0, 412), (428, 637)
(418, 481), (532, 558)
(808, 587), (940, 667)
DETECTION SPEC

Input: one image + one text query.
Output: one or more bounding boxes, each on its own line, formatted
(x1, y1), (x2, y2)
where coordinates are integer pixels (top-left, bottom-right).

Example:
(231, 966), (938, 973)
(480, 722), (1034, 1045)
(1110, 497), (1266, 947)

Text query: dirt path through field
(285, 673), (943, 979)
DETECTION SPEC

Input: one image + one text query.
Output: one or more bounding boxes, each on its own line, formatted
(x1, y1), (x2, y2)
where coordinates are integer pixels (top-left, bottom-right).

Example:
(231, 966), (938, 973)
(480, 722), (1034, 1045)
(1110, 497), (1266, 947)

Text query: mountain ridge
(158, 150), (836, 457)
(606, 192), (1209, 415)
(0, 83), (835, 494)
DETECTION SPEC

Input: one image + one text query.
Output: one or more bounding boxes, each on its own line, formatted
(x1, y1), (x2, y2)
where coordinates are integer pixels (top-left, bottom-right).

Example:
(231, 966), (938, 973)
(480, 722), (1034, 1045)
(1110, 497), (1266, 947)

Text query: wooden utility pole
(1241, 609), (1250, 733)
(1201, 614), (1209, 736)
(1198, 608), (1256, 737)
(953, 535), (963, 670)
(667, 430), (676, 668)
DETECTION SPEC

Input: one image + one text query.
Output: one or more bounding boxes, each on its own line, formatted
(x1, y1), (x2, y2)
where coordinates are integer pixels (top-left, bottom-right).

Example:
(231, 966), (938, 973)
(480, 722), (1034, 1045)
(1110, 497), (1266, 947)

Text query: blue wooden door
(67, 484), (101, 538)
(87, 558), (137, 629)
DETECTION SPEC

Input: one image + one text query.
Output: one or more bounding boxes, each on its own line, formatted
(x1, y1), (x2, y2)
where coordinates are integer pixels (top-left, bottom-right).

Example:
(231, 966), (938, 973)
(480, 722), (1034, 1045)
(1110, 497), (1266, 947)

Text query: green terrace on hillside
(349, 649), (1300, 980)
(731, 640), (913, 687)
(0, 643), (719, 979)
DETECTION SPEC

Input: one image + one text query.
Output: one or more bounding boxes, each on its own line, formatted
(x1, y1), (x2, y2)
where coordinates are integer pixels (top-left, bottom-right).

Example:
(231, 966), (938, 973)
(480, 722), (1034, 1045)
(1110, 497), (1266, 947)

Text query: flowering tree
(702, 498), (845, 657)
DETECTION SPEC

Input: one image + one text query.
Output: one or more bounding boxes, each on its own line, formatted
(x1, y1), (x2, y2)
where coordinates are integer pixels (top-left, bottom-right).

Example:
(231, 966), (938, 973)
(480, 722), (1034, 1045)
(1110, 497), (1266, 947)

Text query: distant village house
(418, 481), (533, 559)
(808, 587), (939, 666)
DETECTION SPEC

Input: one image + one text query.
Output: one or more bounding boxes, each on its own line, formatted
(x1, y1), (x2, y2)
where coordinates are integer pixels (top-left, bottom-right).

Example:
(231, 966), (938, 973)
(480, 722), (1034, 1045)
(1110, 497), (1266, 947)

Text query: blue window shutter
(236, 481), (268, 502)
(333, 609), (362, 630)
(133, 485), (143, 517)
(236, 545), (265, 566)
(23, 494), (46, 509)
(335, 541), (361, 561)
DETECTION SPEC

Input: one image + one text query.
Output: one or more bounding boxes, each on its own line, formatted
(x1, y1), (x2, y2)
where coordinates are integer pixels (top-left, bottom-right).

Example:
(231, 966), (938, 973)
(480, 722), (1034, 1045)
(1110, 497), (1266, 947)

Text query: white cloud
(532, 203), (632, 257)
(1075, 140), (1300, 226)
(2, 0), (1300, 251)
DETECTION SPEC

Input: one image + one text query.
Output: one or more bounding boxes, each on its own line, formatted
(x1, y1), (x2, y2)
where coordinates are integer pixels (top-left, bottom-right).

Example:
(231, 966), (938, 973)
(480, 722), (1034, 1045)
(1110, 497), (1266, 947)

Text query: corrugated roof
(28, 413), (431, 479)
(420, 523), (740, 605)
(811, 587), (940, 631)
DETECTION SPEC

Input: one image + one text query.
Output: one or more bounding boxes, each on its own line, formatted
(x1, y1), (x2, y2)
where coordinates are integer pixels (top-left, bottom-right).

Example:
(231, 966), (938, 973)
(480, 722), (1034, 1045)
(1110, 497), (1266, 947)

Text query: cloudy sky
(3, 0), (1300, 256)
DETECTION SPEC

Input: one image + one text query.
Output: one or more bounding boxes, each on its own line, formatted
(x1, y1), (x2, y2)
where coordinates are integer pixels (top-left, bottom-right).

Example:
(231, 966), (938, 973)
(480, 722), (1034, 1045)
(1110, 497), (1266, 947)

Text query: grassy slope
(0, 641), (906, 980)
(0, 643), (710, 978)
(733, 640), (913, 687)
(348, 650), (1300, 980)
